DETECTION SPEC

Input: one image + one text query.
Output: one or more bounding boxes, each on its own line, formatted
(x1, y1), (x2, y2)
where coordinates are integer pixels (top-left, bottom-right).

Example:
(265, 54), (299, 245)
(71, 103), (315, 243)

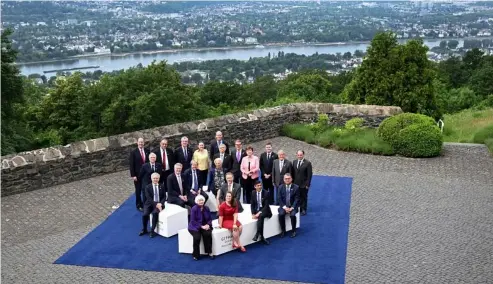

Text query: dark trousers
(242, 177), (255, 203)
(161, 169), (173, 192)
(262, 175), (274, 204)
(142, 212), (158, 232)
(300, 187), (308, 212)
(197, 170), (208, 188)
(189, 191), (209, 203)
(256, 213), (269, 237)
(134, 180), (143, 208)
(189, 229), (213, 258)
(278, 209), (297, 233)
(170, 198), (195, 208)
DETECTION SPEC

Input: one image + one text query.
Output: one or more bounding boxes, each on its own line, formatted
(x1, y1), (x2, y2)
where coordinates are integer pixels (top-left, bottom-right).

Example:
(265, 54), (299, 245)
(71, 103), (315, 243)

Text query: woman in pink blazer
(240, 145), (259, 204)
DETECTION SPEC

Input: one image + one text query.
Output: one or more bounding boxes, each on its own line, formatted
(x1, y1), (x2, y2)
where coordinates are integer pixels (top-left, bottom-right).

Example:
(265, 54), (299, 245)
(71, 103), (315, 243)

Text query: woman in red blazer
(240, 145), (259, 204)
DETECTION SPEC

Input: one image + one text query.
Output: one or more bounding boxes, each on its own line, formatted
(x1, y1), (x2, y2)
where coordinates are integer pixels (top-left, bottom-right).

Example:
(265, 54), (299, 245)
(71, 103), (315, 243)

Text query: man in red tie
(129, 138), (150, 211)
(153, 139), (174, 191)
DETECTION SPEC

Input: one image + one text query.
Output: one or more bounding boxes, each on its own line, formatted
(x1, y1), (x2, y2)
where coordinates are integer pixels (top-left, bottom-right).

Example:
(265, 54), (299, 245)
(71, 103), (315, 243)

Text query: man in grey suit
(293, 150), (313, 216)
(272, 150), (293, 205)
(217, 172), (243, 213)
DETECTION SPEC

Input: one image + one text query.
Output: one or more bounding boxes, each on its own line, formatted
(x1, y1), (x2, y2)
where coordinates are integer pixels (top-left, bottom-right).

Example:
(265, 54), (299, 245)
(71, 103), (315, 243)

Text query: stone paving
(2, 137), (493, 284)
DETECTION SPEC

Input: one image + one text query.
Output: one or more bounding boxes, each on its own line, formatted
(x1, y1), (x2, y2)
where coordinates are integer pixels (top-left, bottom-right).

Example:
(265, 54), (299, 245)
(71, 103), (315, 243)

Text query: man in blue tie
(209, 131), (230, 161)
(251, 180), (272, 244)
(139, 173), (166, 238)
(277, 173), (300, 238)
(183, 160), (209, 204)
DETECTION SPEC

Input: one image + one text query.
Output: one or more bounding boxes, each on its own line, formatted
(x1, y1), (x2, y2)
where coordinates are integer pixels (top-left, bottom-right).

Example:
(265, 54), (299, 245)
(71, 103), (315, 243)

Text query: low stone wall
(1, 103), (402, 196)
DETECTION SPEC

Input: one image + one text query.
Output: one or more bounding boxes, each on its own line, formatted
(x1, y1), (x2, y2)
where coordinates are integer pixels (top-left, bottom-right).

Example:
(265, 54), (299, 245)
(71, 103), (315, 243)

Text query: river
(19, 39), (462, 76)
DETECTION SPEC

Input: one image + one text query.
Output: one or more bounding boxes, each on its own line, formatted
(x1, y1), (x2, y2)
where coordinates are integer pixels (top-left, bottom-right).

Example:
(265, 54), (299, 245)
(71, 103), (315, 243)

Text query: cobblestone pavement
(2, 137), (493, 284)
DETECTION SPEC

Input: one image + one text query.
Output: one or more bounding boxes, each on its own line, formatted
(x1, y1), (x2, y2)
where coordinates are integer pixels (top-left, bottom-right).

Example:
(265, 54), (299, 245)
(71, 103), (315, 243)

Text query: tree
(1, 29), (33, 155)
(439, 40), (447, 49)
(447, 40), (459, 49)
(342, 32), (441, 118)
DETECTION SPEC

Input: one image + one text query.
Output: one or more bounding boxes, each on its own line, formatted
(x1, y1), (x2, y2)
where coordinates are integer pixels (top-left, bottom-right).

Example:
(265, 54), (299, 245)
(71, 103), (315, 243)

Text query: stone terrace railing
(1, 103), (402, 196)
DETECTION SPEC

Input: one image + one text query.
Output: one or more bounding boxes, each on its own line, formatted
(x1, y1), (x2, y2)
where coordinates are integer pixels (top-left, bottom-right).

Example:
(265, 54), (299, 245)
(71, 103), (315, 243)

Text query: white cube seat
(178, 204), (300, 256)
(204, 191), (217, 212)
(150, 202), (188, 237)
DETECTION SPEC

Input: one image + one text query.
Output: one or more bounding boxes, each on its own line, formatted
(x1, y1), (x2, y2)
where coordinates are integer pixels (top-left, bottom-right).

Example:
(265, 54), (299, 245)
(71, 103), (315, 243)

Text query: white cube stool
(150, 202), (188, 237)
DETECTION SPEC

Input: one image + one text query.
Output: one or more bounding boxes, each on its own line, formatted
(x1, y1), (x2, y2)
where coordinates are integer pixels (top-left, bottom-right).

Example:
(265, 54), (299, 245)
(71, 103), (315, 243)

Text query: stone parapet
(1, 103), (402, 196)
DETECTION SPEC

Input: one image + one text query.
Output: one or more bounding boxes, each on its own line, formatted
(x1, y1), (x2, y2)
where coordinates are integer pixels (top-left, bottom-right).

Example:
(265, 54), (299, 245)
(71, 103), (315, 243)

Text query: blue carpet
(55, 175), (352, 284)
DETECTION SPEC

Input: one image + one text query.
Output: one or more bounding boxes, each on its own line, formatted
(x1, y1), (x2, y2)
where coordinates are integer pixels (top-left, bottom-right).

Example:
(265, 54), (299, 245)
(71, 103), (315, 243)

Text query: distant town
(2, 1), (493, 63)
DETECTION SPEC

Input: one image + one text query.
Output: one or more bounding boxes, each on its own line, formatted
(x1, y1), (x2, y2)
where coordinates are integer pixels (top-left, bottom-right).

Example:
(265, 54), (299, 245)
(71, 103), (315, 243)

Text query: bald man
(129, 138), (150, 211)
(209, 131), (230, 161)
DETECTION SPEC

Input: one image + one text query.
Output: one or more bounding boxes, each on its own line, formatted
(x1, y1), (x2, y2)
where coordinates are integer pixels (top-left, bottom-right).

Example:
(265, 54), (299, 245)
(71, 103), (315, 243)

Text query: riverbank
(16, 36), (485, 66)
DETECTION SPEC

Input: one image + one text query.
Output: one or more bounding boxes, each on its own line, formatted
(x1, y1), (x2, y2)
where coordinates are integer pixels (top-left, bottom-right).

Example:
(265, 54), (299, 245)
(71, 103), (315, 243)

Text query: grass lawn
(443, 108), (493, 143)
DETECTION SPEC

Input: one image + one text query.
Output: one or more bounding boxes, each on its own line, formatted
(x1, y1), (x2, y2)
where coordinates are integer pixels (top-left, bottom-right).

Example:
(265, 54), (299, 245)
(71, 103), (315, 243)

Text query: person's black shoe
(139, 230), (148, 236)
(290, 231), (297, 238)
(280, 231), (285, 238)
(252, 233), (259, 242)
(150, 231), (157, 238)
(262, 238), (270, 245)
(301, 211), (306, 216)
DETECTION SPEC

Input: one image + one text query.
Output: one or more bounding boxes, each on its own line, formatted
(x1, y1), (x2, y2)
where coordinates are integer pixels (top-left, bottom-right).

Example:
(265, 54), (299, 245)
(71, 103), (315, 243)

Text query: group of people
(129, 131), (313, 259)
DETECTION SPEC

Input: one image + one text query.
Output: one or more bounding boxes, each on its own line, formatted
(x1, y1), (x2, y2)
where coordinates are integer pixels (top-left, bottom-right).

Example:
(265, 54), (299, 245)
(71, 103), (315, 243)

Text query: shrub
(378, 113), (436, 143)
(316, 128), (340, 147)
(310, 113), (329, 134)
(472, 125), (493, 144)
(334, 128), (394, 155)
(393, 123), (443, 157)
(485, 138), (493, 154)
(281, 124), (316, 144)
(345, 117), (365, 131)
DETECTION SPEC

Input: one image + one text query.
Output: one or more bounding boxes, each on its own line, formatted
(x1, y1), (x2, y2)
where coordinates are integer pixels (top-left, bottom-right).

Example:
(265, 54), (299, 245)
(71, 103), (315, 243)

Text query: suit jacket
(129, 147), (150, 177)
(188, 205), (213, 231)
(272, 159), (294, 187)
(251, 189), (272, 217)
(209, 139), (230, 161)
(183, 168), (206, 190)
(139, 162), (163, 187)
(174, 146), (193, 170)
(143, 183), (166, 214)
(167, 173), (190, 203)
(218, 182), (243, 212)
(153, 147), (175, 172)
(293, 159), (313, 189)
(240, 155), (260, 179)
(278, 183), (300, 212)
(213, 152), (233, 173)
(259, 152), (278, 176)
(230, 148), (246, 177)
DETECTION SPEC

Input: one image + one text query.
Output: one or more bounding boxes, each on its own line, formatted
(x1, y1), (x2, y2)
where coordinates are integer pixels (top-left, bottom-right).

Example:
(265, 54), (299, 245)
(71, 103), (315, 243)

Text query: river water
(19, 39), (460, 76)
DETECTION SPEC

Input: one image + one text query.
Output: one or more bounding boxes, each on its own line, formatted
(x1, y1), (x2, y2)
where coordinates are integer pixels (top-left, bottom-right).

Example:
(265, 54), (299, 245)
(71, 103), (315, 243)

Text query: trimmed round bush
(378, 113), (436, 143)
(472, 125), (493, 144)
(393, 123), (443, 157)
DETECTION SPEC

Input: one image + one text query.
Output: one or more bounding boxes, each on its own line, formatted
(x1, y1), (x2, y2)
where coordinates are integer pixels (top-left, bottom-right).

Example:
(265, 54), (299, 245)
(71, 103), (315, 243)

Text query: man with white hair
(167, 163), (195, 208)
(209, 131), (230, 161)
(139, 172), (165, 238)
(175, 136), (193, 171)
(139, 152), (163, 204)
(272, 149), (293, 205)
(129, 137), (150, 211)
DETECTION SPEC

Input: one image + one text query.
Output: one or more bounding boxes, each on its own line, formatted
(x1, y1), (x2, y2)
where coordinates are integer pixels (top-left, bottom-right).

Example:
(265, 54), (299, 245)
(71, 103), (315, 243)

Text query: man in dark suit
(183, 160), (209, 203)
(167, 163), (195, 208)
(217, 172), (243, 212)
(278, 173), (300, 238)
(139, 173), (165, 238)
(293, 150), (313, 216)
(174, 136), (193, 171)
(251, 180), (272, 245)
(129, 137), (150, 211)
(259, 142), (278, 205)
(272, 150), (293, 205)
(153, 139), (174, 190)
(139, 153), (163, 204)
(213, 143), (233, 173)
(230, 139), (246, 184)
(209, 131), (230, 162)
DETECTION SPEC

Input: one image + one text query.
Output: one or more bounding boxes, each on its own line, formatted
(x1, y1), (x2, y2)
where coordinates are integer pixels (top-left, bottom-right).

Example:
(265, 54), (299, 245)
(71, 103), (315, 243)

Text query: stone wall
(1, 103), (402, 196)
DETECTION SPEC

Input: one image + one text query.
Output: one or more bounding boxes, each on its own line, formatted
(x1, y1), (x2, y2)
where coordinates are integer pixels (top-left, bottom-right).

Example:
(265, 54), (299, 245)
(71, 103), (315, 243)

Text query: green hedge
(378, 113), (443, 158)
(472, 125), (493, 144)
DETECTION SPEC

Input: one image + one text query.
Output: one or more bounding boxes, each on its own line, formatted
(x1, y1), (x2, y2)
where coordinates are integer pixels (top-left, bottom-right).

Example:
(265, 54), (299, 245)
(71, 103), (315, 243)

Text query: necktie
(177, 175), (183, 195)
(267, 153), (270, 160)
(257, 192), (261, 210)
(151, 164), (155, 172)
(286, 185), (290, 207)
(236, 151), (240, 162)
(280, 160), (284, 170)
(140, 149), (145, 163)
(229, 183), (233, 192)
(183, 148), (187, 160)
(298, 160), (301, 169)
(193, 171), (198, 190)
(162, 149), (167, 169)
(218, 141), (221, 148)
(220, 154), (224, 161)
(154, 185), (159, 202)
